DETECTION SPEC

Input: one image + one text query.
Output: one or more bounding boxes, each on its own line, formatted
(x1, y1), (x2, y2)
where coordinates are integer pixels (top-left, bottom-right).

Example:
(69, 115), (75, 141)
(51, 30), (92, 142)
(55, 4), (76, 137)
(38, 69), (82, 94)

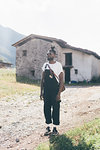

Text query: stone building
(0, 60), (12, 68)
(12, 34), (100, 83)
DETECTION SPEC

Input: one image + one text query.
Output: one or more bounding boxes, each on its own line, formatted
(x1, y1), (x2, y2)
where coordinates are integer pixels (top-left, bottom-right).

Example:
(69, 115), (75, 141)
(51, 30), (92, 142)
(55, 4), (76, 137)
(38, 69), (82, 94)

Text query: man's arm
(56, 72), (64, 101)
(40, 72), (44, 100)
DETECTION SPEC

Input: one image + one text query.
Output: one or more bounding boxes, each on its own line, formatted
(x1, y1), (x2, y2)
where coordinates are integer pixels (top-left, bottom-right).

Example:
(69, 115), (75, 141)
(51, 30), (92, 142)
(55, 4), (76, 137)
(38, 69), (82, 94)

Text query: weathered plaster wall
(62, 49), (92, 82)
(91, 55), (100, 78)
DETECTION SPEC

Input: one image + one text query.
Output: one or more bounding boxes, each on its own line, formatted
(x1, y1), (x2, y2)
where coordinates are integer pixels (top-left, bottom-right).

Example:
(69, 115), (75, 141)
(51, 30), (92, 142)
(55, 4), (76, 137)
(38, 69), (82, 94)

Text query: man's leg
(44, 100), (52, 136)
(44, 100), (52, 124)
(51, 101), (60, 135)
(52, 101), (60, 125)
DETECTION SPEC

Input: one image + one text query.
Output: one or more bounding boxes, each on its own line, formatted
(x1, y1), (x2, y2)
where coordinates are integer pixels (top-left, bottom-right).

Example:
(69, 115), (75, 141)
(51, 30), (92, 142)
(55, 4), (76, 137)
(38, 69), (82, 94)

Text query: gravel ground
(0, 86), (100, 150)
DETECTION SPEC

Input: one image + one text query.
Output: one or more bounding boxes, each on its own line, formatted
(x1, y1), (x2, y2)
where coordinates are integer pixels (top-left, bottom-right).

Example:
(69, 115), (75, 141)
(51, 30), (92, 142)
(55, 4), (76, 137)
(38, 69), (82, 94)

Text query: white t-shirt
(42, 61), (63, 82)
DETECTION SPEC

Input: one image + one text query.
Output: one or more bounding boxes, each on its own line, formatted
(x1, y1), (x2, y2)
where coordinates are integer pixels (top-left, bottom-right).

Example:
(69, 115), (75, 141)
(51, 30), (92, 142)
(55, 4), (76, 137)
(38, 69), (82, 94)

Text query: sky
(0, 0), (100, 55)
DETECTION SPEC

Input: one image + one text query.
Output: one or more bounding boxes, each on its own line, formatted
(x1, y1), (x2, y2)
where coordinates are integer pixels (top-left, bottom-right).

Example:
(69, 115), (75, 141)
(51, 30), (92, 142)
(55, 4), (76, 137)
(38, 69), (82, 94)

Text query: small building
(12, 34), (100, 83)
(0, 60), (12, 68)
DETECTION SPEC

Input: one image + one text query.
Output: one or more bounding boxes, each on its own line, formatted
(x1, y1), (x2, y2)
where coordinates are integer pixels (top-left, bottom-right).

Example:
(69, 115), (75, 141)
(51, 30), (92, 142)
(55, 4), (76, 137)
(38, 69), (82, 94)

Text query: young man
(40, 47), (64, 136)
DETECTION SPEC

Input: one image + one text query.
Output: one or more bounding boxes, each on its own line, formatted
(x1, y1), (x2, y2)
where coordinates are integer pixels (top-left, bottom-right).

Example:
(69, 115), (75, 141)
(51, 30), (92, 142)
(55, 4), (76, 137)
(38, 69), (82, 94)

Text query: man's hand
(56, 93), (61, 102)
(40, 94), (44, 100)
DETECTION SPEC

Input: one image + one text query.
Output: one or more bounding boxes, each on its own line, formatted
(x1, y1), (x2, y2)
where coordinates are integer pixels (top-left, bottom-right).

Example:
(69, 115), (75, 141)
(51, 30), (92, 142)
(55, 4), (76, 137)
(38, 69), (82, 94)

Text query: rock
(27, 140), (32, 144)
(64, 111), (67, 113)
(0, 125), (2, 129)
(7, 145), (13, 148)
(16, 138), (20, 143)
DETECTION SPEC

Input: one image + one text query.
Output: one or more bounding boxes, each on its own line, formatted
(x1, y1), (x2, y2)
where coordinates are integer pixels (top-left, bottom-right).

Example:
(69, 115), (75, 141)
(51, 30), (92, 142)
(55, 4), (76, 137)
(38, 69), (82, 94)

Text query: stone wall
(16, 39), (60, 79)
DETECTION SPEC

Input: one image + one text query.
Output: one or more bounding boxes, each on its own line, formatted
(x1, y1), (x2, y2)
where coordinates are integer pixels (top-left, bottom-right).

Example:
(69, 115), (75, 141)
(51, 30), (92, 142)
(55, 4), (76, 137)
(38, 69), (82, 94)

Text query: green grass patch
(0, 68), (40, 98)
(36, 118), (100, 150)
(35, 143), (50, 150)
(16, 75), (40, 86)
(67, 82), (100, 86)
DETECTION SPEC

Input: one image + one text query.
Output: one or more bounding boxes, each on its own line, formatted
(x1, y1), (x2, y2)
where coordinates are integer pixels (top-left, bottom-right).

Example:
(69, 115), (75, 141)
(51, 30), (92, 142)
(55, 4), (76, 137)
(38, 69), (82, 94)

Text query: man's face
(47, 52), (55, 61)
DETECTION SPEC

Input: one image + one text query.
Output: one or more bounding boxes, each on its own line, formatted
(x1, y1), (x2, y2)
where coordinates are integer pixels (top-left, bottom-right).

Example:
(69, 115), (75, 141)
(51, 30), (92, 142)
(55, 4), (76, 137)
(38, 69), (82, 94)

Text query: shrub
(91, 76), (100, 83)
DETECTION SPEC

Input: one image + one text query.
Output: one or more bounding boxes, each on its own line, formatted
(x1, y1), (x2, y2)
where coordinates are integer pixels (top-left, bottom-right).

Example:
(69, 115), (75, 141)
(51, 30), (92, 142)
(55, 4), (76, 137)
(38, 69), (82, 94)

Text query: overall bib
(43, 68), (60, 125)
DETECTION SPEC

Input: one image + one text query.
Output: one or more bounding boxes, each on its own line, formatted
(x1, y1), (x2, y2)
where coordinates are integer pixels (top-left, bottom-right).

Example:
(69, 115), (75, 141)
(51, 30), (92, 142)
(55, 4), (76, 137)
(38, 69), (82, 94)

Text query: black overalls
(43, 66), (60, 125)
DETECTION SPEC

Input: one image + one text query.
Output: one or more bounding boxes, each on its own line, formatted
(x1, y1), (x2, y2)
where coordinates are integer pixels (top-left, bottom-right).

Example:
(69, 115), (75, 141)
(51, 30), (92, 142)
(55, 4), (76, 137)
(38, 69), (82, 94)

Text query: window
(75, 69), (78, 74)
(31, 70), (35, 77)
(65, 53), (72, 65)
(23, 50), (27, 56)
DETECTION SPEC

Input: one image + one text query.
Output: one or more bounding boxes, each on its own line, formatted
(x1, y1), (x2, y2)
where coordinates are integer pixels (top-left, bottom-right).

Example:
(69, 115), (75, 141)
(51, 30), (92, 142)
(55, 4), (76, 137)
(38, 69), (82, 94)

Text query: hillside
(0, 25), (25, 66)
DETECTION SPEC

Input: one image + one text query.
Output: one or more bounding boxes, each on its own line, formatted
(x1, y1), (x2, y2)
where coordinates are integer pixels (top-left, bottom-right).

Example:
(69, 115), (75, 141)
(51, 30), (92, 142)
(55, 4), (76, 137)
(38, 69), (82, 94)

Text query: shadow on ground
(49, 134), (94, 150)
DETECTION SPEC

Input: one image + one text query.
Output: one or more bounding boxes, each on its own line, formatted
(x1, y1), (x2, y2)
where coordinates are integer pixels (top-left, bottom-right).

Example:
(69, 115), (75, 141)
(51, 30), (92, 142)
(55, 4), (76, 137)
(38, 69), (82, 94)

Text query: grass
(0, 68), (40, 98)
(35, 118), (100, 150)
(67, 81), (100, 86)
(66, 77), (100, 86)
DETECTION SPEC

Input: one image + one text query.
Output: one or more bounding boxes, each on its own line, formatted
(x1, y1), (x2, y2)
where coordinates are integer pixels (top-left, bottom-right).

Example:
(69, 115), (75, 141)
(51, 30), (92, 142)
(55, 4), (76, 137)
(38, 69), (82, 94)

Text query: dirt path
(0, 86), (100, 150)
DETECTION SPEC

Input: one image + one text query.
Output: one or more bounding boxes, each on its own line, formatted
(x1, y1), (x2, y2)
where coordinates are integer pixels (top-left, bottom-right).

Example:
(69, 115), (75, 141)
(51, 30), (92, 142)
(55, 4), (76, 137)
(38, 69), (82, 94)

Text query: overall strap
(46, 64), (59, 82)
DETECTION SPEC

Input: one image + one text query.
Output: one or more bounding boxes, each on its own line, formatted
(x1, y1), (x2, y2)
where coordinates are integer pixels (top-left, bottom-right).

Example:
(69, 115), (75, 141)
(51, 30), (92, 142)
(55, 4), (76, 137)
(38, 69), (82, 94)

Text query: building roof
(0, 59), (12, 65)
(12, 34), (100, 60)
(0, 61), (12, 65)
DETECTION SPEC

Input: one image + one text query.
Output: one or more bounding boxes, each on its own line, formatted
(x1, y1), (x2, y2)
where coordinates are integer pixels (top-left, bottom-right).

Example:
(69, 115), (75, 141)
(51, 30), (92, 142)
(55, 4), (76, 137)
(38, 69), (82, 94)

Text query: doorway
(65, 68), (70, 83)
(64, 53), (72, 83)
